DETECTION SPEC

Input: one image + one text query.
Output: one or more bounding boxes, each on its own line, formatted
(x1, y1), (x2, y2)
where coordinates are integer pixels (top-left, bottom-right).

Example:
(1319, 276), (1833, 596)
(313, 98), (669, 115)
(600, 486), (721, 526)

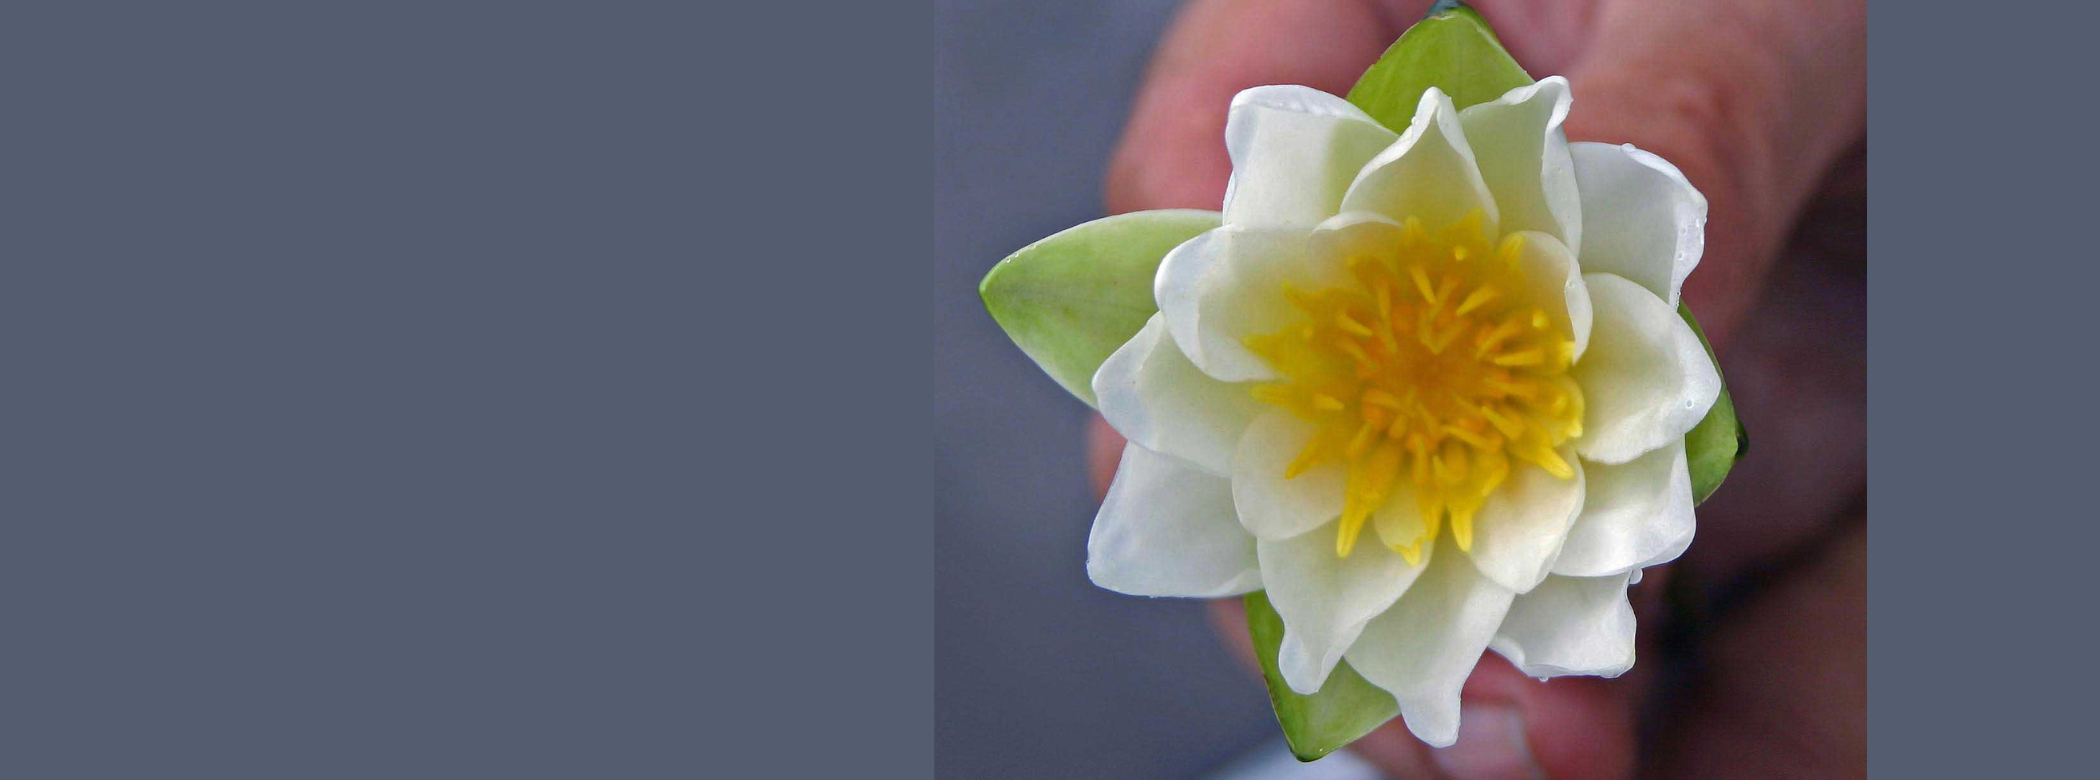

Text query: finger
(1461, 1), (1602, 77)
(1104, 0), (1423, 214)
(1559, 0), (1865, 345)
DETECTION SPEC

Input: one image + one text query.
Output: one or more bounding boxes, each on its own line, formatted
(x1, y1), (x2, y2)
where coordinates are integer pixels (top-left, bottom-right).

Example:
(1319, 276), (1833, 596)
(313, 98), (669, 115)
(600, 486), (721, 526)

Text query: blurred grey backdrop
(934, 1), (1285, 778)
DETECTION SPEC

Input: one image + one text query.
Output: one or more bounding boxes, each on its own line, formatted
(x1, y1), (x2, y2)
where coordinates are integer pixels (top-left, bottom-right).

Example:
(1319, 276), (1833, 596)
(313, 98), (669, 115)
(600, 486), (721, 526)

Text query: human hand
(1089, 1), (1864, 777)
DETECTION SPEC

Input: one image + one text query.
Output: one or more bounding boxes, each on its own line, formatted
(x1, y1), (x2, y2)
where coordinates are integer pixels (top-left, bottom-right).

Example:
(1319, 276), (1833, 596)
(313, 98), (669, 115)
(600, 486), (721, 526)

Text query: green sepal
(1344, 2), (1534, 132)
(1245, 591), (1399, 762)
(1679, 304), (1745, 504)
(978, 210), (1221, 406)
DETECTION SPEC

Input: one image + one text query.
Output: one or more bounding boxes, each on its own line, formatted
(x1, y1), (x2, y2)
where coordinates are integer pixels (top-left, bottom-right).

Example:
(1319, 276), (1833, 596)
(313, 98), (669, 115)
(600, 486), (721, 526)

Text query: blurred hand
(1088, 1), (1865, 778)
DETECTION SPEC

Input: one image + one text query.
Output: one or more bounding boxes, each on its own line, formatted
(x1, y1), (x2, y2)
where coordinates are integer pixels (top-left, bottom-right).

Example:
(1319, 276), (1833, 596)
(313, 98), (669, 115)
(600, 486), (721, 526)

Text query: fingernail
(1431, 702), (1545, 780)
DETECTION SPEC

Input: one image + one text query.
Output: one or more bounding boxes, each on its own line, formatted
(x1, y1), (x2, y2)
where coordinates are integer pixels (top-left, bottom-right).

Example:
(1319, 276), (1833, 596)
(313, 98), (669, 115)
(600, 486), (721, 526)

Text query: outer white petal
(1466, 452), (1586, 594)
(1509, 230), (1594, 362)
(1339, 87), (1499, 233)
(1488, 572), (1636, 678)
(1343, 539), (1516, 747)
(1154, 226), (1348, 382)
(1460, 77), (1580, 254)
(1093, 314), (1264, 475)
(1569, 142), (1708, 306)
(1258, 521), (1433, 695)
(1572, 273), (1722, 465)
(1231, 410), (1345, 541)
(1553, 440), (1695, 576)
(1222, 86), (1400, 229)
(1088, 443), (1262, 597)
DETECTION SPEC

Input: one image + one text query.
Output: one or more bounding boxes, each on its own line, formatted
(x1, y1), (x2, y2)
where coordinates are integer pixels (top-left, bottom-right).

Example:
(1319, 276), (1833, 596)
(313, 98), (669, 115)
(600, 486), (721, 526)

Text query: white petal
(1339, 88), (1499, 233)
(1222, 86), (1400, 229)
(1460, 77), (1580, 254)
(1343, 539), (1516, 747)
(1093, 314), (1264, 475)
(1488, 572), (1636, 678)
(1553, 440), (1695, 577)
(1509, 230), (1593, 361)
(1573, 273), (1721, 464)
(1231, 410), (1344, 541)
(1466, 453), (1586, 593)
(1569, 142), (1707, 307)
(1154, 226), (1348, 382)
(1258, 521), (1433, 694)
(1089, 443), (1262, 598)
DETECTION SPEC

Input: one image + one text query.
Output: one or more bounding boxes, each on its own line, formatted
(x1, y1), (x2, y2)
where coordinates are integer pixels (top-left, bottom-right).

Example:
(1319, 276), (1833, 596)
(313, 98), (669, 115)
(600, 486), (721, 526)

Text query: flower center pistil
(1244, 213), (1583, 563)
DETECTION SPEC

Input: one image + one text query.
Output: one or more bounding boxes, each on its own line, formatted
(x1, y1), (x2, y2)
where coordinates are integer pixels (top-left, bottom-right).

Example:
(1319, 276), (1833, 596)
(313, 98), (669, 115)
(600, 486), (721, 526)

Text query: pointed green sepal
(1345, 2), (1534, 131)
(1245, 591), (1399, 761)
(1679, 303), (1745, 504)
(980, 210), (1221, 406)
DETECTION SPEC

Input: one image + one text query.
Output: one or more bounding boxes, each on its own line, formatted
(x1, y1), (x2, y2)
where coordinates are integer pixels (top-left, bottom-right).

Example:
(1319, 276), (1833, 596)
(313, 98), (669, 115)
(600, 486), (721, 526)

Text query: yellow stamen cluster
(1244, 212), (1584, 564)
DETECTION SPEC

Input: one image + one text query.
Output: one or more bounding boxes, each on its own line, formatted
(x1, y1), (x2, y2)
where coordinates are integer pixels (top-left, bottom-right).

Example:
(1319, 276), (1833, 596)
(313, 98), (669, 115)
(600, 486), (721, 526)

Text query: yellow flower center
(1244, 213), (1583, 564)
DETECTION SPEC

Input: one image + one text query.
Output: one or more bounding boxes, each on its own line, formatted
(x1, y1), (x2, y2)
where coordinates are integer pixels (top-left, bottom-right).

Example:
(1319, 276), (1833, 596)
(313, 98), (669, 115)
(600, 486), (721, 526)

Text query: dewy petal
(1339, 87), (1499, 234)
(1343, 538), (1517, 747)
(1466, 450), (1585, 594)
(1093, 314), (1265, 475)
(1509, 230), (1593, 362)
(1488, 572), (1636, 678)
(1460, 77), (1580, 254)
(1232, 410), (1346, 541)
(1553, 440), (1695, 577)
(1572, 273), (1722, 464)
(1569, 142), (1708, 307)
(1088, 443), (1262, 598)
(1222, 86), (1401, 229)
(1260, 520), (1433, 695)
(1154, 226), (1349, 383)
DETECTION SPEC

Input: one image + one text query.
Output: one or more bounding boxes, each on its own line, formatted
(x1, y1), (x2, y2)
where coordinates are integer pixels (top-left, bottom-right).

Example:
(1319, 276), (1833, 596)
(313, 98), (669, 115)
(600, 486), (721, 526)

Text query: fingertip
(1349, 653), (1637, 780)
(1103, 118), (1230, 214)
(1463, 654), (1637, 780)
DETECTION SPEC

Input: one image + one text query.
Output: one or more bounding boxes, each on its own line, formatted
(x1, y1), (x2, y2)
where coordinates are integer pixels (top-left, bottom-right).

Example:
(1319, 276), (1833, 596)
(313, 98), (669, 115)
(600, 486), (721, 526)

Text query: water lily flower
(1085, 77), (1719, 746)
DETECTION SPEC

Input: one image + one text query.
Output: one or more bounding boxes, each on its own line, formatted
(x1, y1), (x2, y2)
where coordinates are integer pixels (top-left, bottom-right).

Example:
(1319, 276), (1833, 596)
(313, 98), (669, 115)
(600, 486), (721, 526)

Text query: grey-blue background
(4, 2), (935, 776)
(934, 1), (1280, 778)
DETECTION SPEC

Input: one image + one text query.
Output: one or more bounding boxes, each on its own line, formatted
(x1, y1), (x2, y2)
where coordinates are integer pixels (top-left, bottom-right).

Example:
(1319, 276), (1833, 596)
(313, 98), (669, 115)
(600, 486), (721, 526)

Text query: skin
(1088, 1), (1866, 777)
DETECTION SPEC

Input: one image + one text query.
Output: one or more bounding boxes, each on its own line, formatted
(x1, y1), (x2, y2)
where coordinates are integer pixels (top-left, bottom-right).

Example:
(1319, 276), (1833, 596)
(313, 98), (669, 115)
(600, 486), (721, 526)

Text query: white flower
(1085, 78), (1719, 747)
